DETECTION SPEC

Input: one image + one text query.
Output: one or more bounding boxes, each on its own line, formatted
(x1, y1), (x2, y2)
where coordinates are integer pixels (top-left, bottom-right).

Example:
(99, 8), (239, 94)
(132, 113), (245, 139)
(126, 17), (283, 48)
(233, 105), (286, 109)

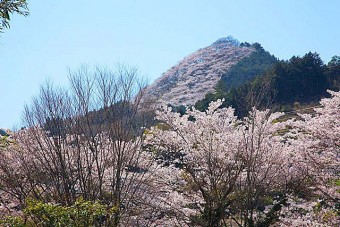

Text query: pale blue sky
(0, 0), (339, 129)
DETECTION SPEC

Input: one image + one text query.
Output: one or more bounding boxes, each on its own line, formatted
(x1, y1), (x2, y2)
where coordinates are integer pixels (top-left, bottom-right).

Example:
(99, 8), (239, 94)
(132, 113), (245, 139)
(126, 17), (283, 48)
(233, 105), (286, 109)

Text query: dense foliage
(147, 91), (339, 226)
(0, 199), (117, 227)
(217, 42), (277, 92)
(196, 52), (340, 117)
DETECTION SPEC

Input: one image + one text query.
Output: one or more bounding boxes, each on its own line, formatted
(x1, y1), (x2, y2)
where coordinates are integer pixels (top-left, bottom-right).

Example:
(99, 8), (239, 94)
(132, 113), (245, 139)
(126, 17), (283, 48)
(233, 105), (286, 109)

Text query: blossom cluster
(147, 91), (340, 226)
(1, 91), (339, 226)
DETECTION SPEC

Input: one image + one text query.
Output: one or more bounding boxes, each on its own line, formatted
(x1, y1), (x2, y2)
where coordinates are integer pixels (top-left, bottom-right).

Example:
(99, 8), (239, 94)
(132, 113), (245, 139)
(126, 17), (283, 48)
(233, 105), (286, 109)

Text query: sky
(0, 0), (339, 129)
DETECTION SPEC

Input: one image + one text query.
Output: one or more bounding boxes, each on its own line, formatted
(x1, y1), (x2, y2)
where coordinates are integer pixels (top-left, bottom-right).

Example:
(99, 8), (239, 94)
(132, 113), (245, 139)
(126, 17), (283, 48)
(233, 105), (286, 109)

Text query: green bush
(0, 216), (26, 227)
(0, 198), (117, 227)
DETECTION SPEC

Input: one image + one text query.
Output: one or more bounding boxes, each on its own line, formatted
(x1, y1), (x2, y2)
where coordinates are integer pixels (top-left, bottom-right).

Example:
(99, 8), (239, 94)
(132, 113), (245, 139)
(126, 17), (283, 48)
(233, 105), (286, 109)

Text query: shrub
(0, 198), (117, 227)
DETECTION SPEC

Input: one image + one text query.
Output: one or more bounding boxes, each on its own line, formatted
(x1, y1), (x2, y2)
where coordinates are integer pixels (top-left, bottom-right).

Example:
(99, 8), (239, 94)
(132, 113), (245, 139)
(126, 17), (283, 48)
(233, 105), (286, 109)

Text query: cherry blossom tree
(0, 65), (161, 226)
(147, 100), (303, 226)
(291, 90), (339, 187)
(278, 90), (340, 226)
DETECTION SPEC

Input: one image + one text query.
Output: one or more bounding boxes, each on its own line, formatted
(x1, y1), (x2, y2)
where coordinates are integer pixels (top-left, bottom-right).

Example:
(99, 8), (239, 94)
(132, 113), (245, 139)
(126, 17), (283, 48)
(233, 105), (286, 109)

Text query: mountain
(217, 43), (277, 92)
(144, 36), (256, 106)
(143, 36), (339, 118)
(196, 52), (340, 117)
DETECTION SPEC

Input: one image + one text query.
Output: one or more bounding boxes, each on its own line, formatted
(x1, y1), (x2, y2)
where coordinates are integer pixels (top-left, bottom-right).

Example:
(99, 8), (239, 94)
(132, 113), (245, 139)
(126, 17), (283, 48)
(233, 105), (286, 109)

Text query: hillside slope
(196, 52), (340, 117)
(144, 37), (255, 106)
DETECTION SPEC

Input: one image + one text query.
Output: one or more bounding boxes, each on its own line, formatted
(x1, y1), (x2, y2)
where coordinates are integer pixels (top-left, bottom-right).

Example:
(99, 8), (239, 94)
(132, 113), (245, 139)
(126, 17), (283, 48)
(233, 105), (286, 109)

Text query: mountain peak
(211, 36), (240, 47)
(143, 37), (255, 106)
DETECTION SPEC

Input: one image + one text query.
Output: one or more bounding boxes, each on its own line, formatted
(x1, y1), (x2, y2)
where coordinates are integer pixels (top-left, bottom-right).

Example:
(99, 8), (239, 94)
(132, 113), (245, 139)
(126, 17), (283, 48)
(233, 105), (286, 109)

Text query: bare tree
(0, 64), (158, 225)
(67, 65), (157, 225)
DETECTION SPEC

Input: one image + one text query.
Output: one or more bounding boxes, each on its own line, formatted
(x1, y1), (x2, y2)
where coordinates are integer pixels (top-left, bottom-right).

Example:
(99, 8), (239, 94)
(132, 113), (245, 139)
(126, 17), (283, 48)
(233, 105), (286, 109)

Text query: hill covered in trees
(217, 42), (277, 92)
(143, 37), (277, 106)
(195, 52), (340, 117)
(145, 36), (339, 118)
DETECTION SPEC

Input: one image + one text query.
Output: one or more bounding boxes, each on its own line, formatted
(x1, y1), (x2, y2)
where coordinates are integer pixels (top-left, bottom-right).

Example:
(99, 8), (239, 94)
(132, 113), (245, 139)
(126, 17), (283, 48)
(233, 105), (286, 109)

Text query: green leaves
(0, 0), (29, 31)
(1, 198), (118, 227)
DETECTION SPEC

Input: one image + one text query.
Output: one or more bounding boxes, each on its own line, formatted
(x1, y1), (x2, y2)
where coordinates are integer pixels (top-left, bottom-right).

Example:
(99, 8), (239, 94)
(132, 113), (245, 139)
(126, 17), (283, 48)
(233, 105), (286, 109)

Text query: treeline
(44, 101), (155, 139)
(218, 42), (277, 91)
(195, 52), (340, 117)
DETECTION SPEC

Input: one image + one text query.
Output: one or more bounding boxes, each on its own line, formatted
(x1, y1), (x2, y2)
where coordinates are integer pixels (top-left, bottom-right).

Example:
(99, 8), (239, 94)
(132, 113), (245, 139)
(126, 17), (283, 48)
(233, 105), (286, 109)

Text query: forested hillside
(196, 52), (340, 117)
(143, 37), (255, 106)
(218, 42), (277, 92)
